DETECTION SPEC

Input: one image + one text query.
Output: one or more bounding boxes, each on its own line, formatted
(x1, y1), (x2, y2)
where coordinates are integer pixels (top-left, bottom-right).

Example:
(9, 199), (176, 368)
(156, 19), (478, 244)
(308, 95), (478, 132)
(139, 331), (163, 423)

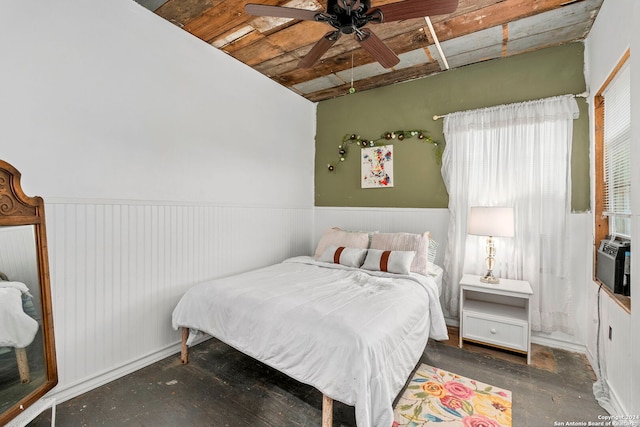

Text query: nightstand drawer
(461, 312), (528, 351)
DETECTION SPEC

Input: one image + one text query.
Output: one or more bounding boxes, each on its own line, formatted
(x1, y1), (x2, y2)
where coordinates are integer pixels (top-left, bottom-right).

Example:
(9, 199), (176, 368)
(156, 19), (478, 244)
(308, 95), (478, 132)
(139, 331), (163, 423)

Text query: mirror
(0, 160), (57, 425)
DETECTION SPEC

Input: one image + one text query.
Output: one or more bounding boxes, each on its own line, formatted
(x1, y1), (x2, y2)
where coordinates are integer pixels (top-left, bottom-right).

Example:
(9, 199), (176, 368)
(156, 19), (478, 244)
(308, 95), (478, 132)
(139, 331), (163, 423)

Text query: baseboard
(584, 346), (630, 417)
(46, 333), (214, 405)
(444, 317), (459, 328)
(42, 338), (205, 405)
(530, 334), (587, 354)
(605, 379), (632, 417)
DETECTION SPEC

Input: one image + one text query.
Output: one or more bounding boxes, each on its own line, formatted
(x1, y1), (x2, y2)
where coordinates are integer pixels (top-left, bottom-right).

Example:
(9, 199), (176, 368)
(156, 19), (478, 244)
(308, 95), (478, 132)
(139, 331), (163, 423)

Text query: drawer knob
(490, 328), (497, 334)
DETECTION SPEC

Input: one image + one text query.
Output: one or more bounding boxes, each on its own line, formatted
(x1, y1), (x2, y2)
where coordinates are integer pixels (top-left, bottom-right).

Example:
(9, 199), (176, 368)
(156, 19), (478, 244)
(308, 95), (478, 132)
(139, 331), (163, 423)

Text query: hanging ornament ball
(398, 133), (405, 140)
(369, 141), (375, 147)
(361, 140), (369, 147)
(339, 149), (346, 155)
(348, 87), (356, 94)
(340, 157), (345, 161)
(418, 133), (425, 139)
(350, 134), (357, 140)
(384, 132), (392, 140)
(328, 164), (334, 171)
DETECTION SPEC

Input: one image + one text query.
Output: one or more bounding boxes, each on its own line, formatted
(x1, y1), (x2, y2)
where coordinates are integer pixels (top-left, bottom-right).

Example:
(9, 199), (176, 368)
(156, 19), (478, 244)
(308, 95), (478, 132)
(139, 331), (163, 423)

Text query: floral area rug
(393, 364), (512, 427)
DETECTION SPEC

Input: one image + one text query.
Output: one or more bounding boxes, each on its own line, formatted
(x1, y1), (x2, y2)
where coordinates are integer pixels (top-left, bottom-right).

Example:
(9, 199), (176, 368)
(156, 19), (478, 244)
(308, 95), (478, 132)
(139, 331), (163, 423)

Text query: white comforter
(172, 256), (448, 427)
(0, 281), (38, 348)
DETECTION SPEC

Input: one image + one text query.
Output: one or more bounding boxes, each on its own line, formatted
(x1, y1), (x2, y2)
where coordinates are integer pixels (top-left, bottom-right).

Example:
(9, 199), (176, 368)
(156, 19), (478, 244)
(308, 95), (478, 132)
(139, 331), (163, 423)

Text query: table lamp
(468, 206), (515, 284)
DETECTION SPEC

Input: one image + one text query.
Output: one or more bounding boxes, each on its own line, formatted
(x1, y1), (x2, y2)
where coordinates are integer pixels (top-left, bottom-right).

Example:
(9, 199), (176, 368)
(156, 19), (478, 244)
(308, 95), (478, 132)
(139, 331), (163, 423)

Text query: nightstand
(458, 274), (533, 364)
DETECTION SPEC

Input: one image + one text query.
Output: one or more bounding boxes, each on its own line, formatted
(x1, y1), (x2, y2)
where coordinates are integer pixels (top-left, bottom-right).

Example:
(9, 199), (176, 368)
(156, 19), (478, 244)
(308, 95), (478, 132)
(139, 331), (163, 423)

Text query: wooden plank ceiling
(136, 0), (603, 102)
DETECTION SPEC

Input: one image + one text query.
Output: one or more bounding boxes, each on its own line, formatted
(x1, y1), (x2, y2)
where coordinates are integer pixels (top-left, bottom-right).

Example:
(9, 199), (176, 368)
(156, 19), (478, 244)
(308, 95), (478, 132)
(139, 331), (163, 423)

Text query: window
(595, 50), (631, 245)
(594, 50), (632, 310)
(602, 62), (631, 237)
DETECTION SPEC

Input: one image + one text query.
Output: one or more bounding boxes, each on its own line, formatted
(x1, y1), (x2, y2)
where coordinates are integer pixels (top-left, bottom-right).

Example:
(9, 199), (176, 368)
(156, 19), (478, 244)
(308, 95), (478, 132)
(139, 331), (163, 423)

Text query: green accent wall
(315, 42), (590, 212)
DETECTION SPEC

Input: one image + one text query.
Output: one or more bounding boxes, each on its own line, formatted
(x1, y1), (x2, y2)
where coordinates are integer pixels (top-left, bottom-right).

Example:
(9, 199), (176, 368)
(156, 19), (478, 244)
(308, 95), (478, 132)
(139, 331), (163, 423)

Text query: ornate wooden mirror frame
(0, 159), (57, 425)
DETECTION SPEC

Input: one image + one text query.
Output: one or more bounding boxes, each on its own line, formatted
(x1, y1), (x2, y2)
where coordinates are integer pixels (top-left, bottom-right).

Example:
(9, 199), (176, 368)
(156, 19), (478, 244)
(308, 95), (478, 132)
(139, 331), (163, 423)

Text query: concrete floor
(27, 327), (606, 426)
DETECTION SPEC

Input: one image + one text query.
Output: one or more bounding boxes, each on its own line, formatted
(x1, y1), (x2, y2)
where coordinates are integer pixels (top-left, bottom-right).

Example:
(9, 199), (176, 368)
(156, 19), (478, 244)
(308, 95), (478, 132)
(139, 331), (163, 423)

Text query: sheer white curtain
(441, 95), (579, 334)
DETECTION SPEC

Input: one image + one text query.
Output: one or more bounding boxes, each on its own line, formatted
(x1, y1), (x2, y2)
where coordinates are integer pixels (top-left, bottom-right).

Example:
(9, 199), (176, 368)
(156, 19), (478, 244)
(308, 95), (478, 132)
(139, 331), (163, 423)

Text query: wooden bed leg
(322, 394), (333, 427)
(181, 327), (189, 364)
(16, 347), (30, 383)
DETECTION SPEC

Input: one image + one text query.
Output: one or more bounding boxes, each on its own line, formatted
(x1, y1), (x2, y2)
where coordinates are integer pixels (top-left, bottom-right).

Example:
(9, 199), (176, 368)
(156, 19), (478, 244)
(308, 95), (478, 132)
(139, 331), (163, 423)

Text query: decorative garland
(327, 130), (442, 171)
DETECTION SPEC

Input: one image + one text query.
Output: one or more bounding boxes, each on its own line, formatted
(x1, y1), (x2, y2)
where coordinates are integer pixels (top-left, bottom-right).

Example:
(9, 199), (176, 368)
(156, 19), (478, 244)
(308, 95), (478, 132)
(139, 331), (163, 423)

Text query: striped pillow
(362, 249), (416, 275)
(314, 227), (370, 259)
(370, 231), (431, 275)
(319, 245), (368, 268)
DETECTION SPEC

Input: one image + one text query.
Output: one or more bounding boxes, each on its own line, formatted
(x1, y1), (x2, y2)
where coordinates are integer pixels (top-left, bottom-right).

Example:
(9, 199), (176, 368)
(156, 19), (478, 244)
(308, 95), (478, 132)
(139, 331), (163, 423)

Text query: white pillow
(319, 245), (368, 268)
(369, 231), (431, 275)
(362, 249), (416, 275)
(0, 281), (31, 296)
(314, 227), (370, 259)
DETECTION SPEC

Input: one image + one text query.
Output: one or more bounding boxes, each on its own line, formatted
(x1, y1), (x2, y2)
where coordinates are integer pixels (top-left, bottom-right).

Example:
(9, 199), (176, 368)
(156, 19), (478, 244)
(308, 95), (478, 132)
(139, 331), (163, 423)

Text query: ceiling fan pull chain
(349, 52), (356, 94)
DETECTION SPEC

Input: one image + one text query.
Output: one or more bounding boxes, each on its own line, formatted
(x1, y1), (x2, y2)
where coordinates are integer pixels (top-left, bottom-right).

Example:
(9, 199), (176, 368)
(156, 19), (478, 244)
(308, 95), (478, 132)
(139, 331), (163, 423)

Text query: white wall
(0, 0), (314, 206)
(0, 0), (316, 401)
(584, 0), (639, 415)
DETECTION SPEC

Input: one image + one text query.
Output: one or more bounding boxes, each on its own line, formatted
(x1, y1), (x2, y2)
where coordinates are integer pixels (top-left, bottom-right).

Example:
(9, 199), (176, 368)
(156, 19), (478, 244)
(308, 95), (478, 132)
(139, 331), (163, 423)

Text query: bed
(172, 228), (448, 427)
(0, 279), (38, 383)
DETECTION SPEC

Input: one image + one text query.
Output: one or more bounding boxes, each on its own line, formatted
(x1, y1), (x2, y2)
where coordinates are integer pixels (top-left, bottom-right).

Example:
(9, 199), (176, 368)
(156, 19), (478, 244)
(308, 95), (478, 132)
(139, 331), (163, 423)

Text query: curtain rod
(432, 92), (590, 120)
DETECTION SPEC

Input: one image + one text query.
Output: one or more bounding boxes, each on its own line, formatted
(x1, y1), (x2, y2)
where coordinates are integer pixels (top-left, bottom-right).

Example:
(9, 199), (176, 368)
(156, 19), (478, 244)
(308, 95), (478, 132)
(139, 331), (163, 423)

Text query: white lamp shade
(468, 207), (515, 237)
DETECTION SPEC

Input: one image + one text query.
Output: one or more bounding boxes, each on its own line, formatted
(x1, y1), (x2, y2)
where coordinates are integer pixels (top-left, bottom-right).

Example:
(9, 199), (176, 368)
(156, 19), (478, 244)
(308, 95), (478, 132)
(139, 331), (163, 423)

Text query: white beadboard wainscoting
(42, 203), (596, 405)
(593, 286), (632, 416)
(44, 199), (313, 403)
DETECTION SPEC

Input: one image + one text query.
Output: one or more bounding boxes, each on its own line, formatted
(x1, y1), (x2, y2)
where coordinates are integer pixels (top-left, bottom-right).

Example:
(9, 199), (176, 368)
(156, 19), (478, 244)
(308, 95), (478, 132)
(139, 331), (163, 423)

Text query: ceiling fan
(245, 0), (459, 69)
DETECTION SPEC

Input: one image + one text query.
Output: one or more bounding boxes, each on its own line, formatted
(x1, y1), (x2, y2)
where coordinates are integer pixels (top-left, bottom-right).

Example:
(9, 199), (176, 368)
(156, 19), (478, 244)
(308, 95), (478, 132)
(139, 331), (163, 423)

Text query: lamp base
(481, 238), (500, 284)
(480, 273), (500, 284)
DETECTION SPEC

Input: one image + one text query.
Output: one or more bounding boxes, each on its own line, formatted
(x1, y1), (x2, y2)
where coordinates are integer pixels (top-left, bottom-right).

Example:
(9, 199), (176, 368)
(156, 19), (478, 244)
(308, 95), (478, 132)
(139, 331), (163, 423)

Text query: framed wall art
(361, 145), (393, 188)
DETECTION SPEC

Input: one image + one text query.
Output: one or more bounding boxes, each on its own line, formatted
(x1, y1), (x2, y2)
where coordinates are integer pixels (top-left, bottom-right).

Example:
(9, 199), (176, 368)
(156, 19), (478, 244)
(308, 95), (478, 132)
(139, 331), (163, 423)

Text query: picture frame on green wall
(361, 145), (393, 188)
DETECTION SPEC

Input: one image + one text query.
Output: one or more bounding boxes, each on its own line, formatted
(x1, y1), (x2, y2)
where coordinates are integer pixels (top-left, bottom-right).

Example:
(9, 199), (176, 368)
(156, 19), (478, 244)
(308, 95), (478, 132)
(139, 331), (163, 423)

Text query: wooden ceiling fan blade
(357, 29), (399, 69)
(245, 4), (321, 21)
(298, 31), (341, 68)
(369, 0), (459, 22)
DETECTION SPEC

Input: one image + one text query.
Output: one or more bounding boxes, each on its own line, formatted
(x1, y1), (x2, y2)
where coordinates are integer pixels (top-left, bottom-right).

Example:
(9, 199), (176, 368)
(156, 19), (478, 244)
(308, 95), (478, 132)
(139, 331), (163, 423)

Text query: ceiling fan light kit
(245, 0), (459, 69)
